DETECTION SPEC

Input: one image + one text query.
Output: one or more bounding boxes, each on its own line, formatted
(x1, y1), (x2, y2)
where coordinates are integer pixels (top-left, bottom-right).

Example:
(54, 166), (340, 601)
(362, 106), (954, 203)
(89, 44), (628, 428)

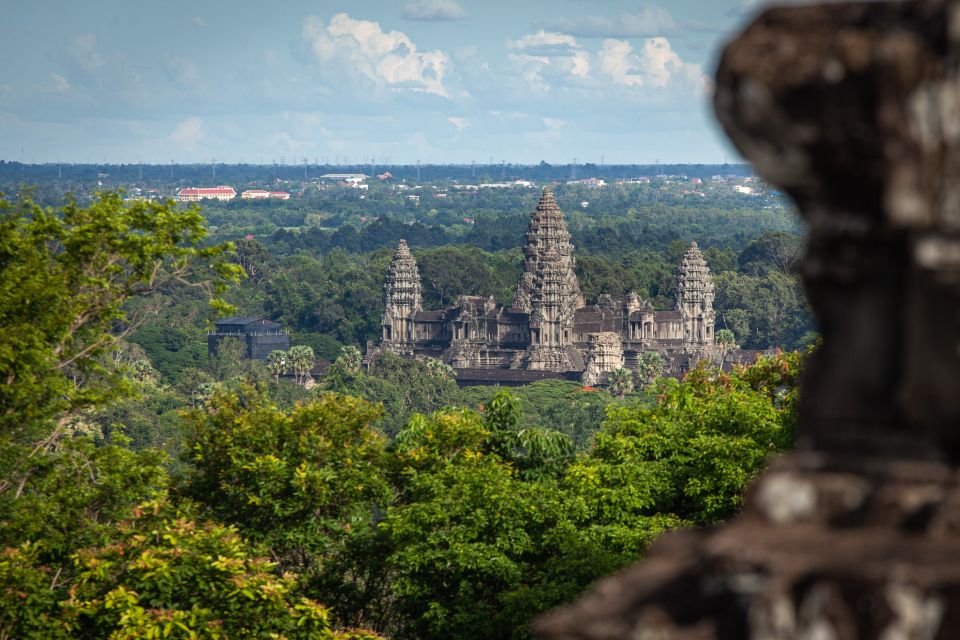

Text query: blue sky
(0, 0), (763, 165)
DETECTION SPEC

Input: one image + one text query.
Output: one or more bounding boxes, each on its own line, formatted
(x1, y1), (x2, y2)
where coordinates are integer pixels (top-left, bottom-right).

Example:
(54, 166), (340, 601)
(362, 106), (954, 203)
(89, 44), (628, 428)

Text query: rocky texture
(581, 333), (625, 387)
(535, 1), (960, 638)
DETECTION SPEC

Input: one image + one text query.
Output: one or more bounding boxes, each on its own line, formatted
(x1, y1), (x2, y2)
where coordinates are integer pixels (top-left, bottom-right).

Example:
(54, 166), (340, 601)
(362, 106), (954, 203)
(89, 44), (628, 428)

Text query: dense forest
(0, 189), (810, 638)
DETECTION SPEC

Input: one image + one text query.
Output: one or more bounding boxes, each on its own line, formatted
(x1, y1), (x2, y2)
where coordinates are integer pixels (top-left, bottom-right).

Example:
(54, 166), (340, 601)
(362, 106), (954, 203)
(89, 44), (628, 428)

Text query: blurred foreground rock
(536, 1), (960, 638)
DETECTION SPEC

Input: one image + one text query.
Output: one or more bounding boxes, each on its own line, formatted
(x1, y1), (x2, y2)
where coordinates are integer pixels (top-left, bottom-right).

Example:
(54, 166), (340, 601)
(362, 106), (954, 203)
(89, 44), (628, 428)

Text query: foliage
(573, 353), (801, 528)
(288, 344), (317, 384)
(0, 495), (381, 640)
(322, 351), (461, 435)
(607, 367), (635, 398)
(180, 385), (391, 574)
(0, 191), (240, 502)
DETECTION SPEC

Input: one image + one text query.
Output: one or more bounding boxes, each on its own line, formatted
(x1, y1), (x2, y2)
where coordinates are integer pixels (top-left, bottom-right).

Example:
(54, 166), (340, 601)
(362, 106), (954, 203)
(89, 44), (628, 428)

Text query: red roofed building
(178, 186), (236, 202)
(269, 191), (290, 200)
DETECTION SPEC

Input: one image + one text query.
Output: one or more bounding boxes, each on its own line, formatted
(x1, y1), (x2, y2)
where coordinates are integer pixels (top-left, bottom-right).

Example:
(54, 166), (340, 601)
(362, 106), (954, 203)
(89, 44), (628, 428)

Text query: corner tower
(515, 187), (585, 371)
(382, 239), (422, 348)
(676, 241), (715, 344)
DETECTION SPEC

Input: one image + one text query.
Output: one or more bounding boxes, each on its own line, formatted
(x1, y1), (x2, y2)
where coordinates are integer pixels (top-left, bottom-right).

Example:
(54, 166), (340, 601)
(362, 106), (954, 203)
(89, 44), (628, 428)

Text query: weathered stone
(534, 1), (960, 638)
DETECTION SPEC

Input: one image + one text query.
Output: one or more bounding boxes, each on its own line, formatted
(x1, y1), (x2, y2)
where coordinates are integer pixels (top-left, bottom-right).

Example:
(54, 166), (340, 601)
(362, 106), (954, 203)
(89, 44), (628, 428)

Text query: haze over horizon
(1, 0), (766, 165)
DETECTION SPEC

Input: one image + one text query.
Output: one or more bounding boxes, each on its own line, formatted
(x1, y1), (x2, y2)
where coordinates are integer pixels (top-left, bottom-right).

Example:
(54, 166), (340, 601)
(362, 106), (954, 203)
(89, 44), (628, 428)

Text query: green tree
(0, 192), (239, 503)
(288, 344), (316, 384)
(180, 385), (391, 578)
(268, 349), (288, 383)
(0, 495), (380, 640)
(636, 351), (665, 386)
(607, 367), (635, 398)
(233, 237), (273, 282)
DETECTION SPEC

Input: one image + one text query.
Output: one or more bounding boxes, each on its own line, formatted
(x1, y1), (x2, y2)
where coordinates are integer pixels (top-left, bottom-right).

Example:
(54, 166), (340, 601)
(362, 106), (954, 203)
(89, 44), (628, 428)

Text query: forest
(0, 189), (810, 638)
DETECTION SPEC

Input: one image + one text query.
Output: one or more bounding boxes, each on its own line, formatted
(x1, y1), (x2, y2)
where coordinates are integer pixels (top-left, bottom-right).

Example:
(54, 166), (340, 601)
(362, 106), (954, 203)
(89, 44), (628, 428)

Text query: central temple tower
(381, 239), (422, 352)
(514, 187), (585, 371)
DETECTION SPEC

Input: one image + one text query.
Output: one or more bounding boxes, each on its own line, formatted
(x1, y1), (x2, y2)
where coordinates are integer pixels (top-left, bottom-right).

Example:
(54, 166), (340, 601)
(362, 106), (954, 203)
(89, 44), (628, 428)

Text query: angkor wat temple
(371, 187), (726, 384)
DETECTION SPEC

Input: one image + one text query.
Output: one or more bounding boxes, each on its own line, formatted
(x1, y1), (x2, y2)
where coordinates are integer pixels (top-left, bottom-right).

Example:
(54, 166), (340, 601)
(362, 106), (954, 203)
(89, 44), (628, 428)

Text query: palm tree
(637, 352), (665, 387)
(607, 367), (635, 399)
(287, 345), (315, 385)
(267, 350), (288, 383)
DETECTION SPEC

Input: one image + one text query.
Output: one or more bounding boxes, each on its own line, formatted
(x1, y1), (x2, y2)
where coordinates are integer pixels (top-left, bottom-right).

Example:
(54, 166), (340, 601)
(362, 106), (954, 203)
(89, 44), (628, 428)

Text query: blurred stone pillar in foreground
(535, 1), (960, 638)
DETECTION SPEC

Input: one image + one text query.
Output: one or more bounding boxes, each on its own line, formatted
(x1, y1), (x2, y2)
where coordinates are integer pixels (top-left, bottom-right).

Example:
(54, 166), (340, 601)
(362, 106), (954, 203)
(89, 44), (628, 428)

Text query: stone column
(535, 2), (960, 638)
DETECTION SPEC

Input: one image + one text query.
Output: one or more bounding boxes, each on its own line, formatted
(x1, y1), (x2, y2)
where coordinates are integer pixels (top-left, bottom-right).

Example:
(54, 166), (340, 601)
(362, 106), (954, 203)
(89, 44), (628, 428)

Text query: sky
(0, 0), (766, 165)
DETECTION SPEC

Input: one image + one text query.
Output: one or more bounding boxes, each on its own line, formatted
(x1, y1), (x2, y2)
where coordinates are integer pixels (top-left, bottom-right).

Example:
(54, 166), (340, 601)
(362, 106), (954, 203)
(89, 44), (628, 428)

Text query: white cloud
(402, 0), (468, 21)
(542, 117), (565, 129)
(169, 117), (206, 149)
(535, 7), (676, 38)
(598, 37), (705, 89)
(447, 116), (468, 133)
(508, 30), (579, 56)
(162, 56), (201, 89)
(49, 74), (71, 94)
(302, 13), (451, 97)
(192, 16), (206, 27)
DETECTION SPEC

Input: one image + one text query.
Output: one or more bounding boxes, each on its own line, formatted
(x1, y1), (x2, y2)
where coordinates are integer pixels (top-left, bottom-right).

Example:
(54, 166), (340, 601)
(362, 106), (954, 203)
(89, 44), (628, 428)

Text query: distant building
(208, 316), (288, 360)
(377, 171), (393, 180)
(320, 173), (368, 183)
(733, 185), (755, 194)
(241, 189), (291, 200)
(178, 186), (236, 202)
(371, 188), (724, 384)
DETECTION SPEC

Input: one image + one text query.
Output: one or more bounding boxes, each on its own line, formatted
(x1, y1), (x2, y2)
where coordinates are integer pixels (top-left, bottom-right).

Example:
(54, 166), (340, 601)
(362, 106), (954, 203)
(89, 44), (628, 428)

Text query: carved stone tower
(676, 241), (715, 344)
(382, 239), (422, 349)
(515, 187), (585, 371)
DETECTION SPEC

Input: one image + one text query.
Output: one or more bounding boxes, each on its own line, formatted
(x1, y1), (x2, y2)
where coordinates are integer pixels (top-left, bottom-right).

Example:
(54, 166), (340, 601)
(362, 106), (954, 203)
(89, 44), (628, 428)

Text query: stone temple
(372, 187), (724, 385)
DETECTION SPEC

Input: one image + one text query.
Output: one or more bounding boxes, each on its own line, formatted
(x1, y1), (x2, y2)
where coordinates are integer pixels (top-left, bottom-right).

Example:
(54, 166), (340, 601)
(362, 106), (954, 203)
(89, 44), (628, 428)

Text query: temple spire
(513, 187), (584, 313)
(382, 239), (422, 346)
(676, 241), (715, 343)
(515, 187), (584, 370)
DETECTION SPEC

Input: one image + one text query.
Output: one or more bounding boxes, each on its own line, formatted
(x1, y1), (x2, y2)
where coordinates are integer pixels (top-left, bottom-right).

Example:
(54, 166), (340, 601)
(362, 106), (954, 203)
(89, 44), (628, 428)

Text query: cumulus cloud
(169, 117), (206, 149)
(402, 0), (468, 21)
(301, 13), (451, 97)
(542, 117), (565, 129)
(535, 7), (676, 38)
(506, 31), (591, 93)
(162, 56), (201, 89)
(597, 37), (705, 89)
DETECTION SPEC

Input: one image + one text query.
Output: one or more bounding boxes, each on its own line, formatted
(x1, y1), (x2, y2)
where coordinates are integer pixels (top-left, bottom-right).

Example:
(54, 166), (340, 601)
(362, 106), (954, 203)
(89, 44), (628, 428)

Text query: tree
(207, 336), (247, 382)
(288, 344), (316, 384)
(607, 367), (635, 398)
(268, 349), (288, 383)
(0, 494), (381, 640)
(180, 386), (392, 622)
(738, 231), (802, 275)
(636, 351), (665, 386)
(0, 192), (240, 499)
(233, 237), (273, 282)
